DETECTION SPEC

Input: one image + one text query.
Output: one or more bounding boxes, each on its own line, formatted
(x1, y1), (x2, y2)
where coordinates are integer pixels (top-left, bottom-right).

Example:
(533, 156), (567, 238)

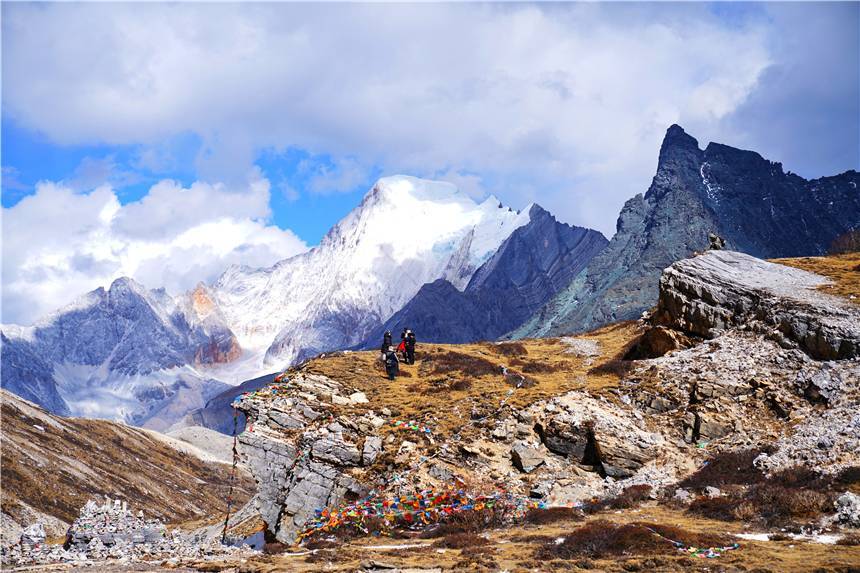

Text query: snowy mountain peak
(212, 174), (534, 366)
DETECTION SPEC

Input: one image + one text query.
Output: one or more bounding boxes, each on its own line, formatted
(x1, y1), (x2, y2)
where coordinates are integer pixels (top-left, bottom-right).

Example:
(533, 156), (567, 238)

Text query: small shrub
(641, 523), (727, 548)
(836, 533), (860, 546)
(521, 361), (560, 374)
(419, 507), (506, 538)
(397, 369), (413, 378)
(583, 485), (653, 514)
(420, 351), (500, 378)
(432, 532), (489, 549)
(678, 448), (769, 489)
(769, 466), (827, 489)
(588, 359), (635, 378)
(490, 342), (528, 357)
(688, 484), (832, 526)
(524, 507), (583, 525)
(535, 520), (662, 560)
(534, 520), (725, 560)
(688, 495), (741, 521)
(835, 466), (860, 486)
(610, 485), (653, 509)
(450, 379), (473, 391)
(747, 484), (831, 525)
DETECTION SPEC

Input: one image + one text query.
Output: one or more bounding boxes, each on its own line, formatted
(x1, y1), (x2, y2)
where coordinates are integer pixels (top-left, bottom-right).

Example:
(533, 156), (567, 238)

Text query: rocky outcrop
(235, 249), (859, 545)
(532, 392), (665, 478)
(236, 373), (384, 543)
(655, 250), (860, 359)
(512, 124), (860, 339)
(366, 205), (607, 344)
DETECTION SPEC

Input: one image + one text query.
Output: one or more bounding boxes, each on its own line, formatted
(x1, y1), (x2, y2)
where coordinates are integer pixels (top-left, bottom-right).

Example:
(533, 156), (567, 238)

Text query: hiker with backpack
(405, 329), (416, 364)
(384, 345), (399, 380)
(380, 330), (392, 354)
(397, 329), (407, 361)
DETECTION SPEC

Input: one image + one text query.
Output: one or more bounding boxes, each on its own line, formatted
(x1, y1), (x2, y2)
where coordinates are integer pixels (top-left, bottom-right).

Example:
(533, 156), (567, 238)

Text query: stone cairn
(1, 497), (257, 567)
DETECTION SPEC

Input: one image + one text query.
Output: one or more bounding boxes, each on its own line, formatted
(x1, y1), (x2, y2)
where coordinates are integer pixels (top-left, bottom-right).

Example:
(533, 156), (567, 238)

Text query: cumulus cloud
(1, 2), (785, 235)
(1, 176), (307, 325)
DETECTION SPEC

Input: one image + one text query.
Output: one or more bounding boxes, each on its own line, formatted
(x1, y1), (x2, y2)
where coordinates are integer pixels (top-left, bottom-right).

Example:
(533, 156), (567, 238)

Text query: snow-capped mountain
(2, 175), (553, 426)
(212, 175), (533, 366)
(0, 277), (238, 430)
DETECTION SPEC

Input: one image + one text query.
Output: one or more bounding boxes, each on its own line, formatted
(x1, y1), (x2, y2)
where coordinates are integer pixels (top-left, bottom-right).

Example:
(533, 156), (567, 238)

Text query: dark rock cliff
(366, 205), (607, 343)
(512, 125), (860, 338)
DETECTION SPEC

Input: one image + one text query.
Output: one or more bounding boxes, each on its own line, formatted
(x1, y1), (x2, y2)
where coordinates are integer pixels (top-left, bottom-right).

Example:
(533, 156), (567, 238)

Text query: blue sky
(2, 2), (858, 325)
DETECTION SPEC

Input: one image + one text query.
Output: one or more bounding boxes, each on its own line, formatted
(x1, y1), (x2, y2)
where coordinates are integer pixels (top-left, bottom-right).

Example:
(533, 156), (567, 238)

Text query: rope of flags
(297, 487), (546, 541)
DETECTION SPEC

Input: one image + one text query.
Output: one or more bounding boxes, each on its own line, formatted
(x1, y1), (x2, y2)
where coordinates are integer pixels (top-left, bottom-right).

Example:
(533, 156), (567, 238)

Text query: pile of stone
(66, 498), (166, 549)
(1, 497), (258, 567)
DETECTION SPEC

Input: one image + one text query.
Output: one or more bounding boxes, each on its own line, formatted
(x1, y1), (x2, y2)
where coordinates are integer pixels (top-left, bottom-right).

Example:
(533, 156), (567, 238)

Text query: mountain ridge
(510, 124), (860, 339)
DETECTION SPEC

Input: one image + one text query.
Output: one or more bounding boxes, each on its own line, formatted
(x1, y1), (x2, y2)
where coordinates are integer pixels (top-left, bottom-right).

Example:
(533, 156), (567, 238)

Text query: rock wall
(655, 250), (860, 359)
(236, 374), (380, 543)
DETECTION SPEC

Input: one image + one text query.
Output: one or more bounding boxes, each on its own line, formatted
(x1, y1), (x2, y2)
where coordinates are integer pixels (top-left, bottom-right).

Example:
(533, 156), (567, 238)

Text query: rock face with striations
(368, 205), (607, 344)
(655, 250), (860, 360)
(0, 277), (236, 427)
(235, 373), (379, 543)
(511, 124), (860, 339)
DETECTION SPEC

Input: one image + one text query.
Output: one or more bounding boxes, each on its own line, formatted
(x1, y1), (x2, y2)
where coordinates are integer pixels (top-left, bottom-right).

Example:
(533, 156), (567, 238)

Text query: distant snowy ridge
(212, 175), (533, 366)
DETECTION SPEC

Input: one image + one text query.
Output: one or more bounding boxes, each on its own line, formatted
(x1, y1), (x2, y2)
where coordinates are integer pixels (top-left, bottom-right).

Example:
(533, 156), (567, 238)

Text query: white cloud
(1, 176), (308, 325)
(1, 2), (777, 235)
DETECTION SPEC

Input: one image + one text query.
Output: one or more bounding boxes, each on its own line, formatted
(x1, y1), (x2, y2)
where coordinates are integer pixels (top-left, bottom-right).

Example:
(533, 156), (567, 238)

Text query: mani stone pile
(1, 497), (257, 567)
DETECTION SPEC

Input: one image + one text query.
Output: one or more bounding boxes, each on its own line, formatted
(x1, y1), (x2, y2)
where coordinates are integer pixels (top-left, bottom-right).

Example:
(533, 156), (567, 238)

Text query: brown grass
(294, 321), (641, 441)
(773, 252), (860, 303)
(534, 520), (729, 560)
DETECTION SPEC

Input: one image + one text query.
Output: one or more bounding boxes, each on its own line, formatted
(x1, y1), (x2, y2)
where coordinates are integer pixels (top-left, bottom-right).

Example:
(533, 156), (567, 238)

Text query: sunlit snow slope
(213, 175), (532, 367)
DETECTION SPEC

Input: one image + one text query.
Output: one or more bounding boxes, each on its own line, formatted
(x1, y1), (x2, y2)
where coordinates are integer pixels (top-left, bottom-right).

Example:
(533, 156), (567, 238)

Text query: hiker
(405, 329), (416, 364)
(397, 329), (407, 360)
(384, 345), (399, 380)
(708, 232), (726, 251)
(380, 330), (392, 354)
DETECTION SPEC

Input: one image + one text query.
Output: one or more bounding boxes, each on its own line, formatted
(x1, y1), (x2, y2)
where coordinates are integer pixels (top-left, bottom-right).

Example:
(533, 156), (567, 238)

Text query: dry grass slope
(298, 321), (642, 439)
(1, 390), (255, 532)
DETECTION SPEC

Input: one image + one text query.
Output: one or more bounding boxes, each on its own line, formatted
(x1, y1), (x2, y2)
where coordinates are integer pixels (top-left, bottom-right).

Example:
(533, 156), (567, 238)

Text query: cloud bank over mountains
(2, 2), (857, 324)
(2, 175), (307, 325)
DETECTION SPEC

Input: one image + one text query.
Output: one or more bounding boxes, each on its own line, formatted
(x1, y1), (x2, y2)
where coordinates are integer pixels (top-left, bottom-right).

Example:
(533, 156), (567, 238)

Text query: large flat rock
(655, 250), (860, 359)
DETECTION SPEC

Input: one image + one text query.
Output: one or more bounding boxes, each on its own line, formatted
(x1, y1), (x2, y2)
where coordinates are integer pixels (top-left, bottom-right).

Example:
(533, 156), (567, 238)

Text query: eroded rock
(655, 250), (860, 359)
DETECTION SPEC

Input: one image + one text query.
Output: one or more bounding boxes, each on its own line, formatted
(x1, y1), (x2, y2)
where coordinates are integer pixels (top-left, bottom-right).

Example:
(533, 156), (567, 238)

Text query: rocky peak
(189, 283), (217, 319)
(657, 124), (703, 165)
(512, 125), (860, 339)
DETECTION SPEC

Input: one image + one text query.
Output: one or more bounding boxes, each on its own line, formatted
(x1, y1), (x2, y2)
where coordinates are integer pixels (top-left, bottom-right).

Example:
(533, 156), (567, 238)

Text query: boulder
(19, 523), (45, 547)
(835, 492), (860, 527)
(362, 436), (383, 466)
(511, 442), (545, 473)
